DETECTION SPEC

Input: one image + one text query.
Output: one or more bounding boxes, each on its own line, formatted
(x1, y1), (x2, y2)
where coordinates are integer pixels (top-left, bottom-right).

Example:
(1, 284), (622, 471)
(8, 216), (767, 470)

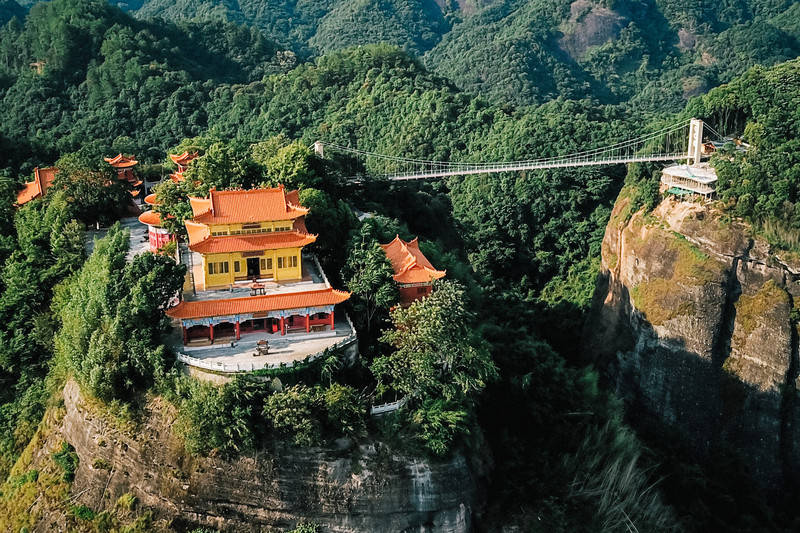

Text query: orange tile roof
(104, 154), (138, 168)
(144, 193), (158, 206)
(166, 288), (350, 320)
(190, 231), (317, 254)
(189, 186), (308, 224)
(16, 167), (57, 205)
(380, 235), (446, 284)
(185, 220), (210, 246)
(169, 151), (199, 166)
(138, 210), (163, 227)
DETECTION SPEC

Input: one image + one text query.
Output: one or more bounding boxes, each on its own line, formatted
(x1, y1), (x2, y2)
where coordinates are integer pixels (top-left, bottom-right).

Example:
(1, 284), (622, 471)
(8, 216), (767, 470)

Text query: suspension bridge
(314, 118), (726, 182)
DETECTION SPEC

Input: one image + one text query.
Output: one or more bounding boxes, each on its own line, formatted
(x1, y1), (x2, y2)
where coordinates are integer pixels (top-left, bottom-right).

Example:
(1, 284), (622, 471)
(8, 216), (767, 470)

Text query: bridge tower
(687, 118), (704, 166)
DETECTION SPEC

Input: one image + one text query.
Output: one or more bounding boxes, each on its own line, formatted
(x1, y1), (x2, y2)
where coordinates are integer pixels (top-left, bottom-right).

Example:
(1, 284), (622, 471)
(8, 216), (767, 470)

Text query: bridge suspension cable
(315, 118), (712, 182)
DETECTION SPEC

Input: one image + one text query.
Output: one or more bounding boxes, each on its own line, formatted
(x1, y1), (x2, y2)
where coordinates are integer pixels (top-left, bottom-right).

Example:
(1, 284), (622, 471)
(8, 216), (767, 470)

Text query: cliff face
(28, 380), (488, 532)
(585, 191), (800, 487)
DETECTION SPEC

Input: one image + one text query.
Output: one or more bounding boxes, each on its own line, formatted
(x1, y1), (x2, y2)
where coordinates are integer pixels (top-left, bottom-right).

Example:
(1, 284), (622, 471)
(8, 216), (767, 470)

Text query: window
(266, 258), (273, 270)
(208, 262), (229, 275)
(289, 255), (298, 268)
(278, 257), (284, 269)
(417, 287), (428, 294)
(260, 258), (266, 270)
(234, 261), (240, 273)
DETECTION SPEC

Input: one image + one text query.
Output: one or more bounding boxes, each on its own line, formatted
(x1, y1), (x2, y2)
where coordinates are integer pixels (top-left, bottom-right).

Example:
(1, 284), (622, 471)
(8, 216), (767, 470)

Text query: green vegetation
(0, 0), (797, 530)
(172, 371), (366, 455)
(53, 224), (185, 402)
(342, 223), (398, 339)
(51, 441), (78, 482)
(126, 0), (800, 109)
(686, 58), (800, 246)
(734, 280), (790, 337)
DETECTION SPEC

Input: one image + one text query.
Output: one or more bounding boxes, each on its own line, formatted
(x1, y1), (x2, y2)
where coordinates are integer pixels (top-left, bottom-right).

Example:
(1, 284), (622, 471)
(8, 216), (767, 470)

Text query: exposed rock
(677, 28), (697, 50)
(30, 380), (488, 532)
(585, 192), (800, 488)
(559, 0), (627, 60)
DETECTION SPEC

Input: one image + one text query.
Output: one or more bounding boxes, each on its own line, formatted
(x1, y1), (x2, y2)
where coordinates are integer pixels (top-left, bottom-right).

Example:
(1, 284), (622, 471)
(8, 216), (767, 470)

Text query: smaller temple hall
(16, 167), (57, 206)
(381, 235), (445, 306)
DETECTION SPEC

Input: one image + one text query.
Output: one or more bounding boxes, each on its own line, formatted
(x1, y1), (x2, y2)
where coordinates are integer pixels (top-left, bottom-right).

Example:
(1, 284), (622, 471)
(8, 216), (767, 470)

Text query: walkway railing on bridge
(315, 118), (721, 182)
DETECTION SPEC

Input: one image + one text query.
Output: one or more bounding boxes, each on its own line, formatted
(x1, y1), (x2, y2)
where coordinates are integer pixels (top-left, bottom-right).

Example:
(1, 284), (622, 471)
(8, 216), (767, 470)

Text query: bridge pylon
(687, 118), (704, 166)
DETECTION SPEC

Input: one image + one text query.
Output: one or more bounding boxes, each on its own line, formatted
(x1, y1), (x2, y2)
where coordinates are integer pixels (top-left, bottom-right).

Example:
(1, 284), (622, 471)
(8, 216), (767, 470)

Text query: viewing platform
(168, 312), (356, 374)
(660, 163), (718, 197)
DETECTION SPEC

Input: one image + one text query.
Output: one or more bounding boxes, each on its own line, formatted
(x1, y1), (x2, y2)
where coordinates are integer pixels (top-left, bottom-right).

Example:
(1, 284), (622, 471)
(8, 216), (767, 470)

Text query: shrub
(410, 399), (469, 457)
(288, 520), (321, 533)
(92, 457), (112, 470)
(70, 504), (95, 521)
(263, 384), (322, 447)
(52, 441), (79, 482)
(117, 492), (137, 511)
(322, 383), (366, 437)
(176, 377), (263, 456)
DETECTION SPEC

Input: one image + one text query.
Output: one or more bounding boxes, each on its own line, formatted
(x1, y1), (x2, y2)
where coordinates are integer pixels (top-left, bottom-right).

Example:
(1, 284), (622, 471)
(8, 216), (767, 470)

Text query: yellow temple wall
(208, 220), (294, 236)
(201, 247), (303, 287)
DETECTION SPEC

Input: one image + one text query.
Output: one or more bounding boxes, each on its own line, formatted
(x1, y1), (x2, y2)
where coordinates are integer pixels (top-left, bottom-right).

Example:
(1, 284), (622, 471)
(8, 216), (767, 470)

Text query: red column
(329, 311), (335, 330)
(209, 324), (214, 344)
(306, 313), (310, 333)
(280, 316), (285, 335)
(235, 321), (240, 340)
(182, 326), (187, 345)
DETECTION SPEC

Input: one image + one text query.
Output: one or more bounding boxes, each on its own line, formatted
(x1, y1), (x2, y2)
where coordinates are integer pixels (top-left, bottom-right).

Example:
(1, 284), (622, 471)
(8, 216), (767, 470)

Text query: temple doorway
(246, 257), (260, 278)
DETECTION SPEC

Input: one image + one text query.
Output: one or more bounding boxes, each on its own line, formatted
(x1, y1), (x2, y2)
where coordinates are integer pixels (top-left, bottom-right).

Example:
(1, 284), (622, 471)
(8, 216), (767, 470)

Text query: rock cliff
(26, 379), (488, 532)
(585, 190), (800, 488)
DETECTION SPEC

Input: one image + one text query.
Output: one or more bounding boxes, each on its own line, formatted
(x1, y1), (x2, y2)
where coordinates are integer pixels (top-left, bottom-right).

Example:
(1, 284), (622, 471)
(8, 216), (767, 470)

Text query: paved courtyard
(85, 215), (150, 261)
(167, 313), (355, 372)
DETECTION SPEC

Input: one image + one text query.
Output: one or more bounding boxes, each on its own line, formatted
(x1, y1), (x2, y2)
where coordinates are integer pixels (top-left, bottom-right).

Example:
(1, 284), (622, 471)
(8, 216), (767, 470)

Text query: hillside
(120, 0), (800, 109)
(1, 1), (800, 531)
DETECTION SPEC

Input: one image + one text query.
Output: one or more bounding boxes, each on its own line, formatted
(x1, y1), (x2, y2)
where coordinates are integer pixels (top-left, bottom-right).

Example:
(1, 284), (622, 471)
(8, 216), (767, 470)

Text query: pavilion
(104, 154), (143, 200)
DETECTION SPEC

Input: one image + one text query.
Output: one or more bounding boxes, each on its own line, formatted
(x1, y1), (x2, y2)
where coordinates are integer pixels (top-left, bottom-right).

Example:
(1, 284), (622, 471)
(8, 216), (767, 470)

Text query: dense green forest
(110, 0), (800, 109)
(0, 0), (799, 531)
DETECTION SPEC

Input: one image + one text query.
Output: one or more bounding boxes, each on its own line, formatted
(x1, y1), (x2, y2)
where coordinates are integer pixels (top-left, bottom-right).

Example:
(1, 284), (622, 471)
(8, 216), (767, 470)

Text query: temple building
(138, 193), (174, 252)
(170, 151), (199, 174)
(16, 167), (57, 206)
(185, 187), (316, 287)
(380, 235), (445, 306)
(104, 154), (143, 199)
(165, 186), (352, 346)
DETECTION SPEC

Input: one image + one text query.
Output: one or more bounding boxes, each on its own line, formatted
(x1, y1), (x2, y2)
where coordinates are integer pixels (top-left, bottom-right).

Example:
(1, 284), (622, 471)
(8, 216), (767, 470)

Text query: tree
(372, 280), (497, 403)
(342, 224), (398, 337)
(262, 384), (322, 447)
(53, 150), (129, 226)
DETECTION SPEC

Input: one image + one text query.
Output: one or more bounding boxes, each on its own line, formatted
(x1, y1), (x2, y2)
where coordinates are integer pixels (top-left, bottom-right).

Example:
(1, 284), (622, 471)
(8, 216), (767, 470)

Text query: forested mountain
(0, 0), (286, 166)
(113, 0), (800, 109)
(1, 0), (800, 530)
(0, 0), (24, 25)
